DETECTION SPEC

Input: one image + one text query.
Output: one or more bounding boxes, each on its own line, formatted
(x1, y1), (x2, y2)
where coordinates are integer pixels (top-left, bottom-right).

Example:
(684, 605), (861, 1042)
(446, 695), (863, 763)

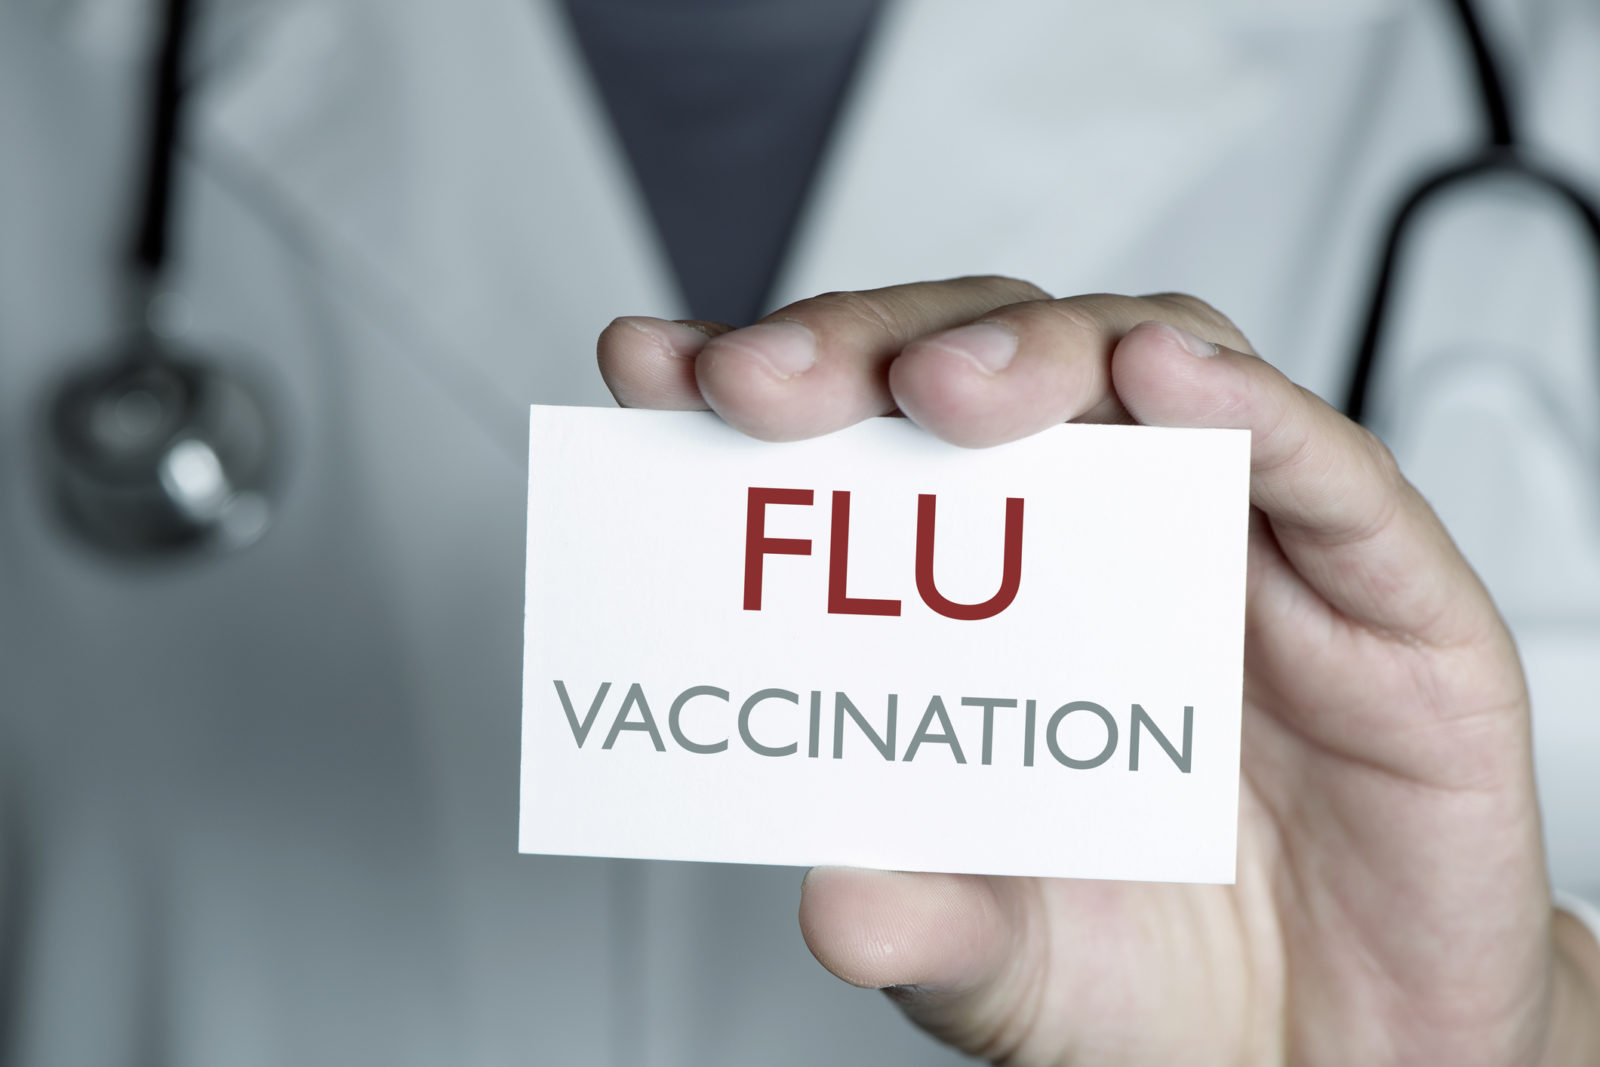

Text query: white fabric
(3, 0), (1600, 1063)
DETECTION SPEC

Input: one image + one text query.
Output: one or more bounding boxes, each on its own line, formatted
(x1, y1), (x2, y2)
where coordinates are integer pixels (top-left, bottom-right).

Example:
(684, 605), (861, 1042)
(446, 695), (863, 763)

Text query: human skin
(596, 277), (1600, 1065)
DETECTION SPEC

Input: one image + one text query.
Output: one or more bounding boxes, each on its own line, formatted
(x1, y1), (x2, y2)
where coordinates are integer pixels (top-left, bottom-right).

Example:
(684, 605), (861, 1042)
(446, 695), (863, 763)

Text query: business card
(521, 406), (1249, 883)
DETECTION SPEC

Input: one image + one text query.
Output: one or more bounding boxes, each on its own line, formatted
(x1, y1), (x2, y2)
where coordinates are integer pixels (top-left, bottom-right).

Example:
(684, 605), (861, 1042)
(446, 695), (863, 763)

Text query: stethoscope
(41, 0), (275, 559)
(38, 0), (1600, 559)
(1340, 0), (1600, 424)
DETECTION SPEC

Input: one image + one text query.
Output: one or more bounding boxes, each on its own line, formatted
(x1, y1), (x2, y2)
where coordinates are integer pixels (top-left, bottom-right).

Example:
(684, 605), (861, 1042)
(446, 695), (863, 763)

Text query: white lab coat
(2, 0), (1598, 1063)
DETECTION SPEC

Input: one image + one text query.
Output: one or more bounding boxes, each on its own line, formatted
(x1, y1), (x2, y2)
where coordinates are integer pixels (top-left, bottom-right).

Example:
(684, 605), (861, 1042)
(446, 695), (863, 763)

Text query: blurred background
(2, 0), (1599, 1063)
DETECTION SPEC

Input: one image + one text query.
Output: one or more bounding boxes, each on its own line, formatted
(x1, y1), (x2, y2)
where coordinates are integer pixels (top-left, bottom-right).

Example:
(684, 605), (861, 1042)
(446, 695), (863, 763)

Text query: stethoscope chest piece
(45, 334), (276, 558)
(41, 0), (279, 561)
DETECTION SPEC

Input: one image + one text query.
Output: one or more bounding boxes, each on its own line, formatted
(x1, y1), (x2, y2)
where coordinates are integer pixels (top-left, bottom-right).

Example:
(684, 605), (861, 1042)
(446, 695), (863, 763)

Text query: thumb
(798, 867), (1039, 1057)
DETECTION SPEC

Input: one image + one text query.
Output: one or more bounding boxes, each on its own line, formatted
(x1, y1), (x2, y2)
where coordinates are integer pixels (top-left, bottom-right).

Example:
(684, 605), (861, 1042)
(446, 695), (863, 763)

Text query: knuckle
(1142, 291), (1253, 352)
(1143, 290), (1224, 325)
(1353, 419), (1404, 485)
(964, 274), (1052, 303)
(1257, 390), (1316, 478)
(1035, 297), (1116, 340)
(1266, 388), (1410, 543)
(802, 289), (905, 339)
(784, 277), (1055, 344)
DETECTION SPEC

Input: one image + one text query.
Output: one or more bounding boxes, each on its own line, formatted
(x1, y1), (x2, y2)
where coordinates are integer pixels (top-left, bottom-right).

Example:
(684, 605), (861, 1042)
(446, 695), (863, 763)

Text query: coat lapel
(200, 0), (678, 448)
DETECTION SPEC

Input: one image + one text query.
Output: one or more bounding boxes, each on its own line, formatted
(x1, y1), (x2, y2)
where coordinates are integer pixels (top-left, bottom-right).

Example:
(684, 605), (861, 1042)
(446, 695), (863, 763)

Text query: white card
(521, 406), (1250, 883)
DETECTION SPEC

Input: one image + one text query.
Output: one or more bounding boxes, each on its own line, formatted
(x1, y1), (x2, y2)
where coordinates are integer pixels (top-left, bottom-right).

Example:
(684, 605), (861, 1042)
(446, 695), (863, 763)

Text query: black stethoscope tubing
(130, 0), (194, 301)
(1341, 0), (1600, 427)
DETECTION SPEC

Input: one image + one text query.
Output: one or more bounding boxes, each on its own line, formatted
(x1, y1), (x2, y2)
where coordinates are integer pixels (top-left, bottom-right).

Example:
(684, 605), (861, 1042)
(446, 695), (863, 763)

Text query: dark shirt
(562, 0), (883, 325)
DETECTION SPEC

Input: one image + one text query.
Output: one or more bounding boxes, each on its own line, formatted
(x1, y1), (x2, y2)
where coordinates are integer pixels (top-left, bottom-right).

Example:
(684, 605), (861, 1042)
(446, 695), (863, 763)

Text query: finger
(1111, 320), (1492, 646)
(597, 316), (731, 410)
(888, 292), (1251, 447)
(799, 867), (1010, 990)
(798, 868), (1032, 1055)
(694, 276), (1049, 441)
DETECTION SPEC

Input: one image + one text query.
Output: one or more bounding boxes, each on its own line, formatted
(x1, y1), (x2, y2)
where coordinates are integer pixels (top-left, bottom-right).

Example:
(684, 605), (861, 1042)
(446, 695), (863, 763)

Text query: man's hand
(596, 277), (1600, 1065)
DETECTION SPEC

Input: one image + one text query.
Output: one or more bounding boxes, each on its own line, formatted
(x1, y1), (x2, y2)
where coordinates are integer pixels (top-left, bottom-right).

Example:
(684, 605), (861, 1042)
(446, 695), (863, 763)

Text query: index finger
(1111, 319), (1496, 649)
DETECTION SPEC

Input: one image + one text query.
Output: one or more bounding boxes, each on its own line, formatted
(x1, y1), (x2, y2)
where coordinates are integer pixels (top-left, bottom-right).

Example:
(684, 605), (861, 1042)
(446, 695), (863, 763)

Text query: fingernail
(1154, 321), (1218, 357)
(613, 316), (715, 356)
(714, 320), (817, 380)
(884, 983), (933, 999)
(922, 322), (1018, 373)
(671, 319), (727, 338)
